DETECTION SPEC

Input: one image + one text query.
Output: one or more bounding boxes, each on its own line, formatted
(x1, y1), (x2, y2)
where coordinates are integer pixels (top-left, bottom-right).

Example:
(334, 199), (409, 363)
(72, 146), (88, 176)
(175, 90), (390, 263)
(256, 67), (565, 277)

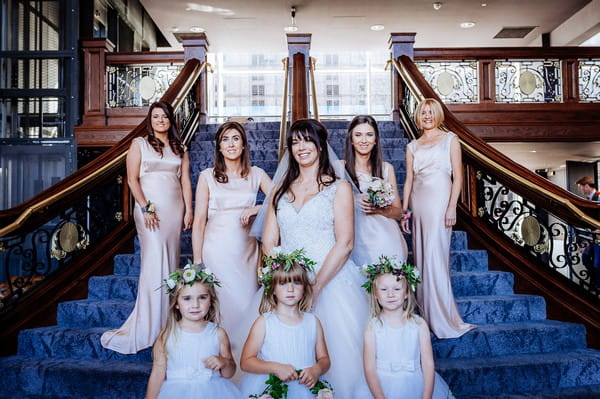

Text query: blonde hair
(153, 282), (221, 359)
(414, 98), (445, 131)
(369, 273), (418, 321)
(259, 262), (314, 314)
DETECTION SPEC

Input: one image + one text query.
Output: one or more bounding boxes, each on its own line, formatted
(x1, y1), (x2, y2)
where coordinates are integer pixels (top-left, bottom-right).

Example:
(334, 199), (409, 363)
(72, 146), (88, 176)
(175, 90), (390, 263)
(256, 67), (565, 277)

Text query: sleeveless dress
(355, 164), (408, 264)
(277, 181), (371, 399)
(357, 317), (455, 399)
(240, 312), (320, 399)
(157, 322), (240, 398)
(101, 137), (184, 354)
(200, 166), (262, 336)
(407, 132), (475, 339)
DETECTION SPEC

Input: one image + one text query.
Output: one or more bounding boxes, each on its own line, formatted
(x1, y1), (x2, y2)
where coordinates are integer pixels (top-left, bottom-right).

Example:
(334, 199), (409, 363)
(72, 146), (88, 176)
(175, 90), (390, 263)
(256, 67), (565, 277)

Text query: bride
(261, 119), (371, 398)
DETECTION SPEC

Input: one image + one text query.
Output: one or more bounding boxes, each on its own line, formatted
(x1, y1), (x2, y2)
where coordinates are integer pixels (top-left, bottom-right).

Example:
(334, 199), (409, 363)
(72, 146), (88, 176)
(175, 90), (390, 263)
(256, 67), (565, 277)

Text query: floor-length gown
(200, 166), (262, 336)
(407, 132), (475, 339)
(277, 181), (371, 399)
(101, 137), (184, 354)
(157, 322), (240, 398)
(355, 164), (408, 264)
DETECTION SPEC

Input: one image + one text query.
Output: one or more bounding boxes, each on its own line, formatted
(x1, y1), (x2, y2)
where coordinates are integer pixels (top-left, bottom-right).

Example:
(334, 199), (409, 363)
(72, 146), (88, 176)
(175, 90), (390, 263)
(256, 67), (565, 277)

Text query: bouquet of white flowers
(366, 177), (394, 208)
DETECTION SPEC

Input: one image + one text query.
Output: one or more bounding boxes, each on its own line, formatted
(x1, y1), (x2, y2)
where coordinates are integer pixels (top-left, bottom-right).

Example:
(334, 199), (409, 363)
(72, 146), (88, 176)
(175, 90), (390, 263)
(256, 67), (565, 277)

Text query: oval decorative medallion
(59, 221), (78, 252)
(520, 215), (541, 246)
(139, 76), (157, 101)
(437, 72), (455, 96)
(518, 71), (536, 95)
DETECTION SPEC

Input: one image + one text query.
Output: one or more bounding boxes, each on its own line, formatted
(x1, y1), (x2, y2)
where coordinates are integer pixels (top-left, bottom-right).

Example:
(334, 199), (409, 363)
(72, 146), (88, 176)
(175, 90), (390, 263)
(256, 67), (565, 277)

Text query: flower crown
(259, 248), (316, 296)
(163, 262), (221, 294)
(360, 255), (421, 293)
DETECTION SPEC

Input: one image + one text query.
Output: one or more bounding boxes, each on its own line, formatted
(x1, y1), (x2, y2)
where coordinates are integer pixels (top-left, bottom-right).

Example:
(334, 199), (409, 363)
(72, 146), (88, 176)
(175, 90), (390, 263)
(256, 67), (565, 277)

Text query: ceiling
(491, 142), (600, 172)
(141, 0), (594, 52)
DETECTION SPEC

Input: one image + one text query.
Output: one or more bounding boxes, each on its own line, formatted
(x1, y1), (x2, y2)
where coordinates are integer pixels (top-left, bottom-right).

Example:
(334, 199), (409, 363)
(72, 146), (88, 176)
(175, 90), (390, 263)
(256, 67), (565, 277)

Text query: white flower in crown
(271, 246), (283, 256)
(262, 266), (270, 276)
(166, 278), (176, 290)
(183, 263), (192, 270)
(182, 268), (196, 282)
(413, 268), (420, 279)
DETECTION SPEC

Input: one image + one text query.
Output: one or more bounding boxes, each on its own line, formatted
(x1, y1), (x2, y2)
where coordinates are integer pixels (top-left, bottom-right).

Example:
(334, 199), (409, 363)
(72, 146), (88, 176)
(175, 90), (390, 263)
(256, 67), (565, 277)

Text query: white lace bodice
(277, 182), (338, 267)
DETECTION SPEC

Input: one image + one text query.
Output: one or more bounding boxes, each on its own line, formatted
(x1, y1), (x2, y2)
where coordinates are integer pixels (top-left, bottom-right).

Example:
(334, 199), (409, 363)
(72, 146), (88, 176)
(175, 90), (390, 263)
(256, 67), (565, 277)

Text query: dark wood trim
(479, 60), (494, 103)
(291, 52), (308, 123)
(0, 221), (136, 356)
(106, 51), (184, 65)
(414, 47), (600, 60)
(81, 39), (114, 126)
(562, 58), (579, 103)
(74, 126), (135, 146)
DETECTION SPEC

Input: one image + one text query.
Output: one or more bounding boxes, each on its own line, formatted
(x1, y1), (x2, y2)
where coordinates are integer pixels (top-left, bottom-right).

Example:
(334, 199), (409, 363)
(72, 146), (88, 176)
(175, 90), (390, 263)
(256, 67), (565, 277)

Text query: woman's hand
(360, 197), (378, 214)
(445, 206), (457, 228)
(299, 366), (320, 389)
(400, 218), (411, 234)
(273, 363), (299, 382)
(240, 206), (258, 226)
(183, 210), (193, 231)
(143, 212), (160, 230)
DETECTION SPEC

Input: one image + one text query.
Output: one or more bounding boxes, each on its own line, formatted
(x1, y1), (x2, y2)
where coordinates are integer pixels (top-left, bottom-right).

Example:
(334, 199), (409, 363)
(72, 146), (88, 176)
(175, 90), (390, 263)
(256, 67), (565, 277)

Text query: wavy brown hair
(344, 115), (384, 190)
(213, 121), (251, 183)
(259, 263), (314, 314)
(146, 101), (185, 158)
(272, 119), (336, 211)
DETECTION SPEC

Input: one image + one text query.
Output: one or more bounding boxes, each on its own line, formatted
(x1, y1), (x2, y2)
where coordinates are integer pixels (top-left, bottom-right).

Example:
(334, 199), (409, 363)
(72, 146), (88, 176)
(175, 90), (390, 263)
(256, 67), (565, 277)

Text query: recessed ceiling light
(284, 25), (299, 32)
(460, 21), (476, 29)
(481, 2), (487, 6)
(559, 164), (566, 168)
(370, 24), (385, 31)
(189, 26), (205, 33)
(529, 150), (537, 153)
(170, 26), (180, 32)
(433, 2), (443, 11)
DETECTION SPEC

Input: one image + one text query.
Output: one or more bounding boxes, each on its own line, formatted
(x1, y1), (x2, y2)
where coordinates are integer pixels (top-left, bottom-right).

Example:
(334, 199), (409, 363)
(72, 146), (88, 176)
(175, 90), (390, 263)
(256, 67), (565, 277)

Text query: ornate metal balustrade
(579, 59), (600, 102)
(495, 59), (562, 103)
(476, 170), (598, 296)
(106, 64), (183, 108)
(416, 61), (478, 103)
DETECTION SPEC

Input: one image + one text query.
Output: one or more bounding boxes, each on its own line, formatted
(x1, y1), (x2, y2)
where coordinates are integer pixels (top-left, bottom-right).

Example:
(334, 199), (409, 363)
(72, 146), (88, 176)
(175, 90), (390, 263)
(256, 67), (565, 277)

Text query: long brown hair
(213, 121), (251, 183)
(146, 101), (185, 158)
(272, 119), (336, 210)
(259, 263), (314, 314)
(153, 282), (220, 359)
(344, 115), (384, 190)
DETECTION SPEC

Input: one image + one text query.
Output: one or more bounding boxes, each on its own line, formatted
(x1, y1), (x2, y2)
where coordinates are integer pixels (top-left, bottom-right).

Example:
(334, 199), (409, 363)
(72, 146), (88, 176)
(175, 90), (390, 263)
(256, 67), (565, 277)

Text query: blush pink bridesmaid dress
(407, 132), (476, 339)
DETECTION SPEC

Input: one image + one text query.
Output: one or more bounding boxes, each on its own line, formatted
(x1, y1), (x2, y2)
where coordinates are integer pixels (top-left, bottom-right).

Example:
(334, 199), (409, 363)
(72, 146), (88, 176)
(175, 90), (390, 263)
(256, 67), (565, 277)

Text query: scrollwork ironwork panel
(0, 175), (124, 312)
(476, 171), (599, 296)
(106, 64), (183, 108)
(578, 59), (600, 103)
(495, 59), (562, 103)
(416, 61), (478, 103)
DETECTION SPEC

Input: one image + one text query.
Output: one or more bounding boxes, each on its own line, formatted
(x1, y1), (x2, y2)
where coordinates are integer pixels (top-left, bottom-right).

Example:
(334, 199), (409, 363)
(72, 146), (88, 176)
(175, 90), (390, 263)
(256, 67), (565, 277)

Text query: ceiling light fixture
(189, 26), (205, 33)
(481, 2), (488, 6)
(370, 24), (385, 31)
(433, 2), (443, 11)
(284, 6), (299, 32)
(460, 21), (476, 29)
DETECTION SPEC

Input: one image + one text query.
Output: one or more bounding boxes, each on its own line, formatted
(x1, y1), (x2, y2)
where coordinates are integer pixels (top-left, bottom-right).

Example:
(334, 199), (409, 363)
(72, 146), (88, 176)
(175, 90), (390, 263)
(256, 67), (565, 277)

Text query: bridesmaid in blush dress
(101, 101), (193, 354)
(344, 115), (408, 265)
(401, 98), (476, 339)
(192, 121), (272, 337)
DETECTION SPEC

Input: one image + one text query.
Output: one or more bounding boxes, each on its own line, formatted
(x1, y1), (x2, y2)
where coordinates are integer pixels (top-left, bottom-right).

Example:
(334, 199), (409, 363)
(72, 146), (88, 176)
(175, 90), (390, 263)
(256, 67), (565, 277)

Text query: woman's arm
(145, 336), (167, 399)
(363, 322), (386, 399)
(445, 136), (463, 228)
(240, 168), (274, 226)
(299, 317), (331, 389)
(419, 319), (435, 399)
(180, 152), (193, 230)
(365, 162), (404, 220)
(203, 327), (236, 378)
(400, 147), (414, 234)
(261, 195), (280, 256)
(127, 139), (159, 231)
(313, 180), (354, 298)
(191, 173), (210, 263)
(240, 316), (298, 382)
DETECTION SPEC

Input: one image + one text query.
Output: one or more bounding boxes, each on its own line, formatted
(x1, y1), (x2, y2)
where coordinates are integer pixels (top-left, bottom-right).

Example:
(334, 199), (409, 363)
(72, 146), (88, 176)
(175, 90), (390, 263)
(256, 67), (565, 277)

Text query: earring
(403, 299), (408, 311)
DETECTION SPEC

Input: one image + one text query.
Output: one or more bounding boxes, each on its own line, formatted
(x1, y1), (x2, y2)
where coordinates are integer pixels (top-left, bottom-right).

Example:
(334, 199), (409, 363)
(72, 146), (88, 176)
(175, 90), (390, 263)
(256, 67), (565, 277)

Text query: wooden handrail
(106, 51), (184, 65)
(0, 59), (204, 234)
(279, 57), (290, 160)
(309, 57), (319, 121)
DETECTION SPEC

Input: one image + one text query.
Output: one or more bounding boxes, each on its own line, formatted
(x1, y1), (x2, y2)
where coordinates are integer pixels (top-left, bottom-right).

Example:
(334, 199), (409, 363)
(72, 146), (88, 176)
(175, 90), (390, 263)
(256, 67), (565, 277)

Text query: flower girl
(240, 249), (333, 399)
(360, 256), (455, 399)
(145, 263), (240, 399)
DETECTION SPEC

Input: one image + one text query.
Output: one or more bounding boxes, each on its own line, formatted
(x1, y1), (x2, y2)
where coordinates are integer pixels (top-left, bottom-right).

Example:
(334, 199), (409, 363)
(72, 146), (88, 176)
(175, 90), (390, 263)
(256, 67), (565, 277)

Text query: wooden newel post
(81, 38), (114, 126)
(177, 33), (210, 124)
(287, 33), (311, 123)
(388, 33), (416, 122)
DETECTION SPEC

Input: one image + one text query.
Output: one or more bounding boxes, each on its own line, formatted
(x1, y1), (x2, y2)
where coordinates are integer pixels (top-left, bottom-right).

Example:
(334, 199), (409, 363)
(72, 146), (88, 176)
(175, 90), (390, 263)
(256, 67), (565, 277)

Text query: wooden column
(389, 33), (416, 121)
(176, 33), (210, 123)
(479, 60), (495, 103)
(562, 58), (579, 103)
(81, 39), (114, 126)
(287, 33), (311, 123)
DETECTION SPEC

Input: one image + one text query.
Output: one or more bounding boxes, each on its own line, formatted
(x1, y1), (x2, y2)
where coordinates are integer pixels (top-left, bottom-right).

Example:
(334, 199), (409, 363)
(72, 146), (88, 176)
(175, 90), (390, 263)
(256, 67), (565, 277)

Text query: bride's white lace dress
(277, 181), (371, 399)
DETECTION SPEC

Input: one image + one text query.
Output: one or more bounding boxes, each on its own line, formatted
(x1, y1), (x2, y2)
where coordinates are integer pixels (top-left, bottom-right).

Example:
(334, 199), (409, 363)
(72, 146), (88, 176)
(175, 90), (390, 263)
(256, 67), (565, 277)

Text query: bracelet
(141, 201), (156, 214)
(401, 210), (412, 220)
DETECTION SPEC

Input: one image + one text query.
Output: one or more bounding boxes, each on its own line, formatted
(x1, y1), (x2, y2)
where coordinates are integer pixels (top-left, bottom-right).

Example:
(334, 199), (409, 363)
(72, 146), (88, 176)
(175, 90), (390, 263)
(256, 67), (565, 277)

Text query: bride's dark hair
(272, 119), (336, 211)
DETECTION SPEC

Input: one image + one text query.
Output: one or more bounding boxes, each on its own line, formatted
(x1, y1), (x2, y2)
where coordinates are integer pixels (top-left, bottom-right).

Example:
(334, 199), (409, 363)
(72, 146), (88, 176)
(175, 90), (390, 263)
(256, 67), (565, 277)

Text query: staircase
(0, 121), (599, 398)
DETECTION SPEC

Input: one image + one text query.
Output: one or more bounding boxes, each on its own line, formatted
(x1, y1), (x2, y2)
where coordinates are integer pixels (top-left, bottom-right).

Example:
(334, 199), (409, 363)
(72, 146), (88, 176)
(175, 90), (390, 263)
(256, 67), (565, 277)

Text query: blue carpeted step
(451, 271), (514, 296)
(57, 299), (133, 328)
(17, 326), (152, 362)
(0, 356), (150, 399)
(462, 384), (600, 398)
(437, 349), (600, 397)
(456, 295), (546, 324)
(88, 275), (140, 300)
(113, 253), (191, 276)
(432, 320), (586, 359)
